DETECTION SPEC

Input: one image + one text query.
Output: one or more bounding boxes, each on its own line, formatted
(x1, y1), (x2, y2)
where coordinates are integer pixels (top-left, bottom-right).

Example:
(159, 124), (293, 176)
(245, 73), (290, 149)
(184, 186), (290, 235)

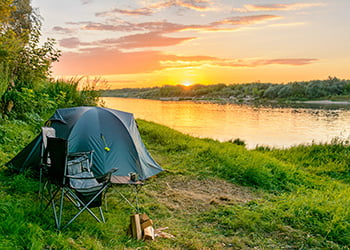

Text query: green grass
(1, 118), (350, 249)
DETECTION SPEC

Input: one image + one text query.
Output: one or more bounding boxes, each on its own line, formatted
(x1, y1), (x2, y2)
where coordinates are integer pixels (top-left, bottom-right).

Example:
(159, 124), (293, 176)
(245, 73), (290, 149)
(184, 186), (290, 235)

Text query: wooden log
(130, 214), (142, 240)
(141, 219), (153, 230)
(143, 226), (155, 240)
(139, 213), (150, 223)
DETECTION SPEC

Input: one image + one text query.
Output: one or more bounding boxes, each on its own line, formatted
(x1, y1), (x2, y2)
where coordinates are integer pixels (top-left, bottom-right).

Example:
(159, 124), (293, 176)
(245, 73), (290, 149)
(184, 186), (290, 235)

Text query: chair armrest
(68, 151), (94, 157)
(66, 174), (98, 180)
(96, 168), (118, 183)
(66, 168), (118, 182)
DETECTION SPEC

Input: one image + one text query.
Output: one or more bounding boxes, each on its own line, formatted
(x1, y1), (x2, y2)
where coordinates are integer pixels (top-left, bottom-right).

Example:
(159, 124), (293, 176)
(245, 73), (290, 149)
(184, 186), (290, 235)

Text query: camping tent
(6, 106), (163, 180)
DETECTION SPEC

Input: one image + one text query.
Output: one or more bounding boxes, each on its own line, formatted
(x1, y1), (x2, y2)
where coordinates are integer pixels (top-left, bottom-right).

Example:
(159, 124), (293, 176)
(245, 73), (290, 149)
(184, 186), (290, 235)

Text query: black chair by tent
(43, 137), (117, 230)
(39, 126), (56, 202)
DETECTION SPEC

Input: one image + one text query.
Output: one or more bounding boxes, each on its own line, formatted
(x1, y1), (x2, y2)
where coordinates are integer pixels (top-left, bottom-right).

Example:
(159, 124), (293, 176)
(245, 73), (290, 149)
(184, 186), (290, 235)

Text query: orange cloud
(213, 15), (281, 26)
(237, 3), (326, 12)
(95, 0), (213, 17)
(60, 15), (279, 50)
(218, 58), (318, 67)
(73, 20), (206, 33)
(96, 8), (153, 17)
(160, 58), (318, 69)
(58, 31), (195, 49)
(169, 0), (213, 11)
(100, 32), (195, 49)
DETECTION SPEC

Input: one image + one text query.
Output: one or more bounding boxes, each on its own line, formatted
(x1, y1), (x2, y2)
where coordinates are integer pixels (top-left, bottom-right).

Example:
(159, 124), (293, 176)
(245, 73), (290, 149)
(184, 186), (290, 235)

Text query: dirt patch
(147, 175), (260, 213)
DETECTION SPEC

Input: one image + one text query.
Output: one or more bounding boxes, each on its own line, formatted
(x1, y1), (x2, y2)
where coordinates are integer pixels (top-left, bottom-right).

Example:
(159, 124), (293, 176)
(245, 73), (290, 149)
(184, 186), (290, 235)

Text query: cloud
(212, 15), (281, 26)
(59, 37), (81, 48)
(161, 57), (318, 69)
(67, 20), (210, 36)
(162, 0), (213, 11)
(221, 58), (318, 67)
(96, 8), (153, 17)
(97, 32), (196, 49)
(52, 26), (75, 34)
(78, 21), (191, 33)
(95, 0), (213, 17)
(58, 32), (195, 50)
(65, 14), (275, 40)
(60, 14), (282, 50)
(81, 0), (93, 5)
(235, 3), (326, 12)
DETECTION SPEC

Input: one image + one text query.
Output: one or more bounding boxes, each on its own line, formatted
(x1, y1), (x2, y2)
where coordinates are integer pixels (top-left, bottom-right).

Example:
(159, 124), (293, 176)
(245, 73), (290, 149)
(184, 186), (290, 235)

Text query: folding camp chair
(39, 127), (56, 201)
(44, 137), (117, 230)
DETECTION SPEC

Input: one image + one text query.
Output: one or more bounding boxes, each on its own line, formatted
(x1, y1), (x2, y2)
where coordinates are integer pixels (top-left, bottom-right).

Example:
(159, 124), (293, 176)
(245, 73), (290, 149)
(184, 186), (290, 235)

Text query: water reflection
(102, 97), (350, 149)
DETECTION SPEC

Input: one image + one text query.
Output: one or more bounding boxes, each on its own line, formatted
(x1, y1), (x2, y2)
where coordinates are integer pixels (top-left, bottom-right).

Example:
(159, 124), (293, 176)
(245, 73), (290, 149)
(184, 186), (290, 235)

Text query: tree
(0, 0), (16, 98)
(0, 0), (61, 114)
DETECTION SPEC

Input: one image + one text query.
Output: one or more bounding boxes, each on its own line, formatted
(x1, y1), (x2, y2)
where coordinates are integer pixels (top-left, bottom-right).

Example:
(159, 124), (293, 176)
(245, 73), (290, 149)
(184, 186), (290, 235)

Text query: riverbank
(157, 96), (350, 107)
(296, 100), (350, 105)
(1, 117), (349, 248)
(101, 78), (350, 108)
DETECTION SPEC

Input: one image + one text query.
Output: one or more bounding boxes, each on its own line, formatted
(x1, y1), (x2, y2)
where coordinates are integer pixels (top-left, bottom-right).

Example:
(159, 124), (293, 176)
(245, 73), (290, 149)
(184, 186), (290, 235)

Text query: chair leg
(117, 185), (143, 213)
(39, 168), (42, 198)
(61, 187), (107, 230)
(99, 207), (105, 223)
(43, 182), (61, 229)
(134, 185), (141, 213)
(118, 191), (137, 212)
(57, 188), (66, 230)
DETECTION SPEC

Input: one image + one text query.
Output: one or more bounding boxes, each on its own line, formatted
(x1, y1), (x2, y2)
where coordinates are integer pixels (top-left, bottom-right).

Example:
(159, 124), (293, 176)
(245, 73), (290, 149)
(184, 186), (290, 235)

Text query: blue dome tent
(6, 107), (163, 180)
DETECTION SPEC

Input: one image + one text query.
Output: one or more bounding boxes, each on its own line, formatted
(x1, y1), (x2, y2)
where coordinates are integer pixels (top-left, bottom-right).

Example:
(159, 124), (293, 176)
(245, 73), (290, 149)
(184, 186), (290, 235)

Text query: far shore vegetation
(102, 77), (350, 106)
(1, 1), (350, 249)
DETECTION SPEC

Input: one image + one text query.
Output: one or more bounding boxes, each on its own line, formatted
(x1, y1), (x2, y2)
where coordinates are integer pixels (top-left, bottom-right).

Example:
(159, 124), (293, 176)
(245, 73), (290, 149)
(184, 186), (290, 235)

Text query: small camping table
(110, 176), (144, 212)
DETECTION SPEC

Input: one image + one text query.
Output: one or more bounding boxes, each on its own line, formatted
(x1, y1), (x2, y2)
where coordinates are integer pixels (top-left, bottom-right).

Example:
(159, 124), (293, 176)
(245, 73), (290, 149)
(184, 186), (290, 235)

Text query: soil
(147, 175), (261, 213)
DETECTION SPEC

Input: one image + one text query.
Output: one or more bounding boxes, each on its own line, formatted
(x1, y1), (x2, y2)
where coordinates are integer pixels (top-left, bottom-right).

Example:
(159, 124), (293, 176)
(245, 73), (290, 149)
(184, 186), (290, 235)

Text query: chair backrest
(46, 137), (68, 184)
(42, 127), (56, 149)
(41, 127), (56, 165)
(67, 152), (93, 175)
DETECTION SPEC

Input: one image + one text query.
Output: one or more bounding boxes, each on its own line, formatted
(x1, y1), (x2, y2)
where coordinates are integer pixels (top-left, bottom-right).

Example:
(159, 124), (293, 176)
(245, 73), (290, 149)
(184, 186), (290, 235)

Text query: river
(102, 97), (350, 149)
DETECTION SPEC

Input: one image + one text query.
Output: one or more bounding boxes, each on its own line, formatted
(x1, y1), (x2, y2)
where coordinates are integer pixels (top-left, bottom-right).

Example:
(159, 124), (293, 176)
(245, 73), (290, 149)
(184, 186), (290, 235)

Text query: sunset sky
(31, 0), (350, 89)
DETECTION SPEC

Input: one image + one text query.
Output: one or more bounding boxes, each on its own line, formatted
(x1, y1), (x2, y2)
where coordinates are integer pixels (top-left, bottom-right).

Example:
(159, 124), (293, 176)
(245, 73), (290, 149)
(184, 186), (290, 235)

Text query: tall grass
(263, 139), (350, 183)
(138, 120), (312, 192)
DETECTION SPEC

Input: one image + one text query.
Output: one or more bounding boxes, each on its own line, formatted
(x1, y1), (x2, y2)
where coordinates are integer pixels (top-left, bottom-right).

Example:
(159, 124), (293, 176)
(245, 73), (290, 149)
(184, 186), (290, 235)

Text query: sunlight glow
(181, 81), (193, 87)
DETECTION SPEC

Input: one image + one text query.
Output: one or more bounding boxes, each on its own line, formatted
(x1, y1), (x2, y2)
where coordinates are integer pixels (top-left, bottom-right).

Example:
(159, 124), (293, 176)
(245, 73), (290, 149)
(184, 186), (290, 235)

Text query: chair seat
(69, 172), (103, 193)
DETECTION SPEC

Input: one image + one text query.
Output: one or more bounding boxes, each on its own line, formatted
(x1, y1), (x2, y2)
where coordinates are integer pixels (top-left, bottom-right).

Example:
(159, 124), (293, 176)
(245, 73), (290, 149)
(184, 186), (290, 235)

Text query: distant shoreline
(102, 78), (350, 108)
(295, 100), (350, 105)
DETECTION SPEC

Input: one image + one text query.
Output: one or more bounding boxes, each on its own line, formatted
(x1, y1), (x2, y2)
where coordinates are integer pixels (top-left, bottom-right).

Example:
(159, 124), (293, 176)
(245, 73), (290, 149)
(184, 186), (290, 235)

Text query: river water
(102, 97), (350, 149)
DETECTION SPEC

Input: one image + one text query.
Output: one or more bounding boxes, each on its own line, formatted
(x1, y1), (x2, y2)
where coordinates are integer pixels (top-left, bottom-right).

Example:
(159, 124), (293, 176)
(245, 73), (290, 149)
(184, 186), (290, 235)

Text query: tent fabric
(6, 107), (163, 180)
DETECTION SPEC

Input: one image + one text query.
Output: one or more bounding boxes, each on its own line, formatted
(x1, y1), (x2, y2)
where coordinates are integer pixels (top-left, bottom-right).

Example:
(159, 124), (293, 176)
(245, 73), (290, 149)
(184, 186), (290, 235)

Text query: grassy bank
(1, 117), (349, 249)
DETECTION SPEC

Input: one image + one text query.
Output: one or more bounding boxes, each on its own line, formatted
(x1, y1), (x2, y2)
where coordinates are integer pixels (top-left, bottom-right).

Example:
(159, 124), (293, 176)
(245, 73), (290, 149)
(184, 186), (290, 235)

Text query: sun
(180, 81), (193, 87)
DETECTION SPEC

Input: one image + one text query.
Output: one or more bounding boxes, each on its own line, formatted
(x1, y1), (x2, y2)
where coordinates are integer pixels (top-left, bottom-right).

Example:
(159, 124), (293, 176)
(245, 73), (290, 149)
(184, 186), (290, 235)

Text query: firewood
(141, 219), (153, 230)
(143, 226), (155, 240)
(130, 214), (142, 240)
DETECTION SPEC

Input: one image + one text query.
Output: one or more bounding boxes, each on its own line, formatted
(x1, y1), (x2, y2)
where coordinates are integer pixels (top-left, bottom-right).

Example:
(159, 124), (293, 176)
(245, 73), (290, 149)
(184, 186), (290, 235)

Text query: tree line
(102, 77), (350, 102)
